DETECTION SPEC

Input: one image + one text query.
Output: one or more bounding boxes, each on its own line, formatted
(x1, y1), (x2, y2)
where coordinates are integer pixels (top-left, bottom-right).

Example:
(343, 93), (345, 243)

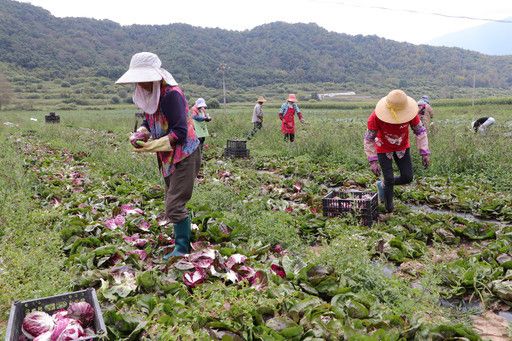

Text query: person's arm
(410, 116), (430, 156)
(278, 104), (285, 120)
(295, 104), (304, 122)
(192, 107), (206, 122)
(255, 105), (263, 119)
(363, 129), (378, 162)
(363, 113), (380, 175)
(160, 90), (188, 145)
(426, 104), (433, 118)
(411, 116), (430, 168)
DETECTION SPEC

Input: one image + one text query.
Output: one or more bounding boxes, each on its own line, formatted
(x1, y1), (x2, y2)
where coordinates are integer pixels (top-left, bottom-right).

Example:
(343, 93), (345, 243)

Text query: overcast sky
(17, 0), (512, 44)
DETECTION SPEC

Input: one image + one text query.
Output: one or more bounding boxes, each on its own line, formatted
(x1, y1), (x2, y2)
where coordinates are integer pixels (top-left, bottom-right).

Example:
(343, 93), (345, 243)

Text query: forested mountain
(1, 0), (512, 90)
(431, 18), (512, 56)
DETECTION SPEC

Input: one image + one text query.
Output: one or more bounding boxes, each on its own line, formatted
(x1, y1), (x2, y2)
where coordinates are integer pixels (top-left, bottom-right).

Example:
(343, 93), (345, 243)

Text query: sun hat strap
(385, 102), (401, 123)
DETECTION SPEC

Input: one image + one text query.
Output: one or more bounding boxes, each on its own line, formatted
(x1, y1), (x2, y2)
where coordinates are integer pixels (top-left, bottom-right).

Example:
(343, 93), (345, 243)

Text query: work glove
(129, 127), (149, 148)
(422, 154), (430, 169)
(369, 160), (381, 177)
(205, 114), (212, 122)
(134, 135), (173, 153)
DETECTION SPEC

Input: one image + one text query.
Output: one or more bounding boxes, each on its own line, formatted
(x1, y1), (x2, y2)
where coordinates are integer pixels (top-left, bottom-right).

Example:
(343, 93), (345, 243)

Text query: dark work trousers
(198, 137), (206, 151)
(247, 122), (262, 139)
(377, 148), (413, 212)
(284, 133), (295, 142)
(163, 147), (202, 223)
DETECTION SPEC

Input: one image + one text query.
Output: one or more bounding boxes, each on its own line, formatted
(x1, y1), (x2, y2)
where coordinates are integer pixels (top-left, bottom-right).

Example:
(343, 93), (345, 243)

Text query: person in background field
(118, 52), (201, 259)
(472, 117), (495, 134)
(279, 94), (304, 142)
(417, 95), (433, 132)
(363, 89), (430, 213)
(247, 96), (266, 140)
(190, 98), (211, 148)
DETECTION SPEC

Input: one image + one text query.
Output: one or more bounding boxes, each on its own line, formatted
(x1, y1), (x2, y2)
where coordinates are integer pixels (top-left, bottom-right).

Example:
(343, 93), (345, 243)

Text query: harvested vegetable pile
(20, 302), (95, 340)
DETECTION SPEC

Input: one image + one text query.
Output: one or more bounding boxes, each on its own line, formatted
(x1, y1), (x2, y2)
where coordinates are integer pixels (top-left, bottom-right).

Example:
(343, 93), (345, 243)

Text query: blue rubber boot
(376, 180), (385, 203)
(163, 216), (191, 260)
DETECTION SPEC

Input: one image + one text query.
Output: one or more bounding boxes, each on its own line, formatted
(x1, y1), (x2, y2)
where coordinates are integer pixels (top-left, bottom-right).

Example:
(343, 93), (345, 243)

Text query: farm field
(1, 102), (511, 340)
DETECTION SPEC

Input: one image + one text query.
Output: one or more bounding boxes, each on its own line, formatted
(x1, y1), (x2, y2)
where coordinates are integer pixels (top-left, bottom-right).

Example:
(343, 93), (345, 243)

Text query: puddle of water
(498, 311), (512, 322)
(409, 204), (509, 228)
(439, 298), (483, 313)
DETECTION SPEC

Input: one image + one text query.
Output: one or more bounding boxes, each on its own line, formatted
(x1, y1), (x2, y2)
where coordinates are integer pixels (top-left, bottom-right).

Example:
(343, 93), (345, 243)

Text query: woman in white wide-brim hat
(189, 97), (211, 148)
(363, 89), (430, 213)
(117, 52), (201, 259)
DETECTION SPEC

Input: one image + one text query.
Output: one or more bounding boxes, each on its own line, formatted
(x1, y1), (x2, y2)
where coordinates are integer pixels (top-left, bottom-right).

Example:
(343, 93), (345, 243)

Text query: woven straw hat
(257, 96), (267, 103)
(375, 89), (418, 124)
(287, 94), (297, 102)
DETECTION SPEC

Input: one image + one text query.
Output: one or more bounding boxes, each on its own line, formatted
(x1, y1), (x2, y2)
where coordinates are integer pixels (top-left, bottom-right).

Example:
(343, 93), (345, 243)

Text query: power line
(310, 0), (512, 24)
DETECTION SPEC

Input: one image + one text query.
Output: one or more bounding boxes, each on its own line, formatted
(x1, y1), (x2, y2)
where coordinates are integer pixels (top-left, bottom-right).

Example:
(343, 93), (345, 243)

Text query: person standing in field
(417, 95), (433, 132)
(363, 89), (431, 213)
(279, 94), (304, 142)
(190, 98), (211, 148)
(472, 117), (496, 134)
(247, 96), (266, 140)
(118, 52), (201, 259)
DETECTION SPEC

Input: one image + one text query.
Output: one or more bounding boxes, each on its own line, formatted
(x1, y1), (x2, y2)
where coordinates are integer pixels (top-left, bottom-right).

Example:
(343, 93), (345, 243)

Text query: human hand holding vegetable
(422, 154), (430, 169)
(369, 160), (381, 176)
(129, 127), (149, 148)
(134, 135), (173, 152)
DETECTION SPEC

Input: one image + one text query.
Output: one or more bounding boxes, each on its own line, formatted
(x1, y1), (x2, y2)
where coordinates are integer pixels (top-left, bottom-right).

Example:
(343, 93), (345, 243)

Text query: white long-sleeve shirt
(252, 103), (263, 123)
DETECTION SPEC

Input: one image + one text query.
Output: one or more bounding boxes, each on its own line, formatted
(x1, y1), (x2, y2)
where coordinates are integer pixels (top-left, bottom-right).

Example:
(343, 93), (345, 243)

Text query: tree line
(1, 0), (512, 92)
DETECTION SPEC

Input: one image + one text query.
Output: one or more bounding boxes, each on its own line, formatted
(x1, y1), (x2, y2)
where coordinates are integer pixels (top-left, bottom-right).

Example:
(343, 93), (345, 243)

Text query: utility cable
(310, 0), (512, 23)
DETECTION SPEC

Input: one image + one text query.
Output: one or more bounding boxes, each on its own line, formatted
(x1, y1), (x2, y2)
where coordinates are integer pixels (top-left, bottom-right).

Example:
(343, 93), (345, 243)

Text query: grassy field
(1, 102), (511, 339)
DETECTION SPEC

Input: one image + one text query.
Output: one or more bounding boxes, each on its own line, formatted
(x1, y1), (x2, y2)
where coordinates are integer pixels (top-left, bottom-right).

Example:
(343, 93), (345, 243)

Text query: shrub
(207, 98), (220, 109)
(111, 96), (120, 104)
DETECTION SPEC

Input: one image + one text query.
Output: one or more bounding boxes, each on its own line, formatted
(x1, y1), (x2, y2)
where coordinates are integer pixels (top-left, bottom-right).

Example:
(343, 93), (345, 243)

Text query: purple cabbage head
(50, 319), (84, 341)
(67, 302), (95, 326)
(22, 311), (55, 339)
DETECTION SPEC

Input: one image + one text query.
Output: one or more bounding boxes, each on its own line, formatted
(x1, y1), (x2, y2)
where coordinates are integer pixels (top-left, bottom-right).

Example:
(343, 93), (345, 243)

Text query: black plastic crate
(322, 190), (378, 226)
(224, 147), (250, 158)
(45, 112), (60, 123)
(226, 139), (247, 150)
(6, 288), (106, 340)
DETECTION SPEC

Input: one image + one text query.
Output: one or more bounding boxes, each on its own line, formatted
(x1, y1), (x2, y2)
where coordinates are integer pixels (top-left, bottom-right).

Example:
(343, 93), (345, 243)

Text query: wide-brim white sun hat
(116, 52), (178, 85)
(375, 89), (418, 124)
(195, 98), (207, 108)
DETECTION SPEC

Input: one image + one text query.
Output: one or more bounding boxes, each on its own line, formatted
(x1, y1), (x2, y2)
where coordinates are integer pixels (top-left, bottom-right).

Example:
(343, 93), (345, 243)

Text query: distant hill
(431, 18), (512, 56)
(1, 0), (512, 92)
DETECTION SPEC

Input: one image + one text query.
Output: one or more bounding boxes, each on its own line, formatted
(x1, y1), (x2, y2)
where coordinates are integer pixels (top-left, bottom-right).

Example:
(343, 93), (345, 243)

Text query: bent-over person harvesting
(363, 90), (431, 213)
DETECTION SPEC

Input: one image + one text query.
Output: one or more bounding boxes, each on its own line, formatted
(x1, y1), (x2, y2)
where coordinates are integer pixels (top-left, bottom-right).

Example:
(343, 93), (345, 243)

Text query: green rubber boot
(163, 216), (191, 260)
(376, 180), (385, 204)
